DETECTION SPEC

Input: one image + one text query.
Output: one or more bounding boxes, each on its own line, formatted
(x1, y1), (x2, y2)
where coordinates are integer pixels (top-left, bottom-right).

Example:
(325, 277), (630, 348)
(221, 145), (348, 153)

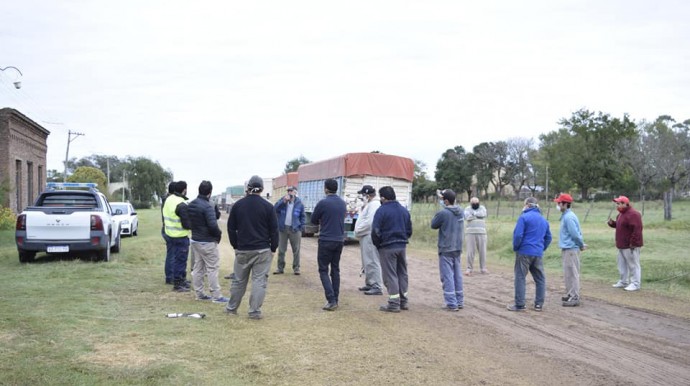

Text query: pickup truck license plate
(47, 245), (69, 253)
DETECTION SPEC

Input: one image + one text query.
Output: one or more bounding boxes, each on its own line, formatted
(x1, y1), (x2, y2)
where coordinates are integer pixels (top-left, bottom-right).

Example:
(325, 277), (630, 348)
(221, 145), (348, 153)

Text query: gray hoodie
(430, 205), (464, 256)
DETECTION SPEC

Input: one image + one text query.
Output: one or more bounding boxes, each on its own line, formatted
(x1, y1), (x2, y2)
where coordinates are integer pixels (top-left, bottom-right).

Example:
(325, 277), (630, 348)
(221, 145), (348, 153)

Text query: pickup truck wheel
(97, 243), (111, 262)
(111, 232), (121, 253)
(133, 227), (138, 236)
(18, 250), (36, 263)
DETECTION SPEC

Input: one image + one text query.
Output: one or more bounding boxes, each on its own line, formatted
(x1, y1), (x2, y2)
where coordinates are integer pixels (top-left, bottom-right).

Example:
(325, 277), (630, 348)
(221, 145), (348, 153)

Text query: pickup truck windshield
(37, 193), (98, 208)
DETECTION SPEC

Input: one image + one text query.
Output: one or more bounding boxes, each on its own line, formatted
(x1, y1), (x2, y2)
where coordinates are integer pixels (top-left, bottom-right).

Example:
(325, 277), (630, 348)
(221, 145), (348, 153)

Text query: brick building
(0, 108), (50, 213)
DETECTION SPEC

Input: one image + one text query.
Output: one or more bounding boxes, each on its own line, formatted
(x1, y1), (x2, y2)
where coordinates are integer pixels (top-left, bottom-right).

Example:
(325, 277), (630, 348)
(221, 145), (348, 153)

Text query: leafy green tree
(472, 141), (511, 198)
(434, 146), (473, 196)
(469, 143), (494, 199)
(412, 159), (437, 201)
(126, 157), (173, 208)
(284, 155), (311, 173)
(67, 166), (108, 189)
(540, 109), (636, 199)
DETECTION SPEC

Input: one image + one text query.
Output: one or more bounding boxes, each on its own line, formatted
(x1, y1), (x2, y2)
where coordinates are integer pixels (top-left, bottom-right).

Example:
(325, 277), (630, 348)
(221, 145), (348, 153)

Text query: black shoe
(165, 279), (173, 285)
(173, 286), (190, 293)
(322, 302), (338, 311)
(364, 288), (383, 295)
(273, 270), (284, 275)
(400, 303), (409, 311)
(534, 304), (543, 312)
(358, 285), (372, 291)
(225, 308), (238, 316)
(561, 295), (571, 302)
(442, 305), (459, 312)
(562, 297), (580, 307)
(379, 304), (401, 313)
(294, 271), (300, 275)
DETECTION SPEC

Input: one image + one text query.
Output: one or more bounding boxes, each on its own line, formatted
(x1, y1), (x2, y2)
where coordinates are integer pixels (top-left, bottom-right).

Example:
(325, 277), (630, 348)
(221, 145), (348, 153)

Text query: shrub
(0, 207), (16, 231)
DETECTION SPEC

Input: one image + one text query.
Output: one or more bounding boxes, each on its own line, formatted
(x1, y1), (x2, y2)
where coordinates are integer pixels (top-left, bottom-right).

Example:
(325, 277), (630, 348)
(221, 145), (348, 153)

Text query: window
(38, 166), (44, 194)
(27, 162), (34, 205)
(15, 160), (22, 212)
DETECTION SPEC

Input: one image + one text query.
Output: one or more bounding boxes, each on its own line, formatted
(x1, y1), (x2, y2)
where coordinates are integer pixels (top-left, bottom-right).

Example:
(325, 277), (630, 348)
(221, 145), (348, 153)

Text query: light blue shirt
(559, 209), (584, 249)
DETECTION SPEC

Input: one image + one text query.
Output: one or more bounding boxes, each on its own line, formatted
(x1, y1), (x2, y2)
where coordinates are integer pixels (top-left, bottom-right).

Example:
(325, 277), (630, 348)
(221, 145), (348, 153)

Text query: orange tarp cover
(273, 172), (299, 188)
(297, 153), (415, 182)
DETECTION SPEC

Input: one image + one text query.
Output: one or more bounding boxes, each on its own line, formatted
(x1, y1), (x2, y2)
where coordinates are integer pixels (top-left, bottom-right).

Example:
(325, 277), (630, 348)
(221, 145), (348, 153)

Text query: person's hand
(607, 219), (615, 226)
(580, 244), (588, 251)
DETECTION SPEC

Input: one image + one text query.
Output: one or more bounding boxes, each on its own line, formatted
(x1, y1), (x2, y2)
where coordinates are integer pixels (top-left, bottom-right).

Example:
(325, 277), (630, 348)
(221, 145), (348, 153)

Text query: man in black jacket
(225, 176), (279, 320)
(188, 180), (227, 303)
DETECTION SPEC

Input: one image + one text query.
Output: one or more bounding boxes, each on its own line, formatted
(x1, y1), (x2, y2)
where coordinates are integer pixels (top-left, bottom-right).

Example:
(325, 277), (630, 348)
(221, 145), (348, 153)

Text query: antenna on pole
(63, 130), (85, 182)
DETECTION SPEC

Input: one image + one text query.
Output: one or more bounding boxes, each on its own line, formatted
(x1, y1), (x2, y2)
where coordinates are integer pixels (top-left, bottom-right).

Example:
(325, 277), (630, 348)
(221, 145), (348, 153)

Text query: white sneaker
(612, 281), (628, 288)
(624, 284), (640, 291)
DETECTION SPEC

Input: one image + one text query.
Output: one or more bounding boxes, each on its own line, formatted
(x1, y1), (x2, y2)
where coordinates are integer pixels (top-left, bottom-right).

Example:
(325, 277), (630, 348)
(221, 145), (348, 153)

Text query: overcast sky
(1, 0), (689, 193)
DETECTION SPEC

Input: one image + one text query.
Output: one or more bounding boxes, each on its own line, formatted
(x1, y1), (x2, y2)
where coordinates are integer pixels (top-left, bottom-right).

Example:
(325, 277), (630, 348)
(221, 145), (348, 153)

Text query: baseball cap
(613, 196), (630, 204)
(358, 185), (375, 195)
(287, 186), (296, 191)
(553, 193), (573, 203)
(441, 189), (456, 203)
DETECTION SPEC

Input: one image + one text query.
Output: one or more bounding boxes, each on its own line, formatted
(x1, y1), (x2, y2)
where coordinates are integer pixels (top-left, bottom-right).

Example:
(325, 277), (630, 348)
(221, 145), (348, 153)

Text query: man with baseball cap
(354, 185), (384, 295)
(554, 193), (586, 306)
(607, 196), (644, 291)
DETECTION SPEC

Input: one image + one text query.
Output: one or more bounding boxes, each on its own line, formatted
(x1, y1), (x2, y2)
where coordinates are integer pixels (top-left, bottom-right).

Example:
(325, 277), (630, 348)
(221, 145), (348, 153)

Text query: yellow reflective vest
(163, 194), (190, 238)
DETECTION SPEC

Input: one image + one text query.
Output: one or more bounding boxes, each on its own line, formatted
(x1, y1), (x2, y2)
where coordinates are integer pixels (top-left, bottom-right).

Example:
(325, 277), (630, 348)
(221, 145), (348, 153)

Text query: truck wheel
(97, 244), (111, 262)
(18, 250), (36, 263)
(133, 227), (138, 236)
(111, 232), (121, 253)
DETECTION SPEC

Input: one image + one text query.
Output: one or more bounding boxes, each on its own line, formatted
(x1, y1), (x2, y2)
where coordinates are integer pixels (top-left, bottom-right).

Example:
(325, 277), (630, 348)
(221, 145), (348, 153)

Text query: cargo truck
(297, 153), (415, 241)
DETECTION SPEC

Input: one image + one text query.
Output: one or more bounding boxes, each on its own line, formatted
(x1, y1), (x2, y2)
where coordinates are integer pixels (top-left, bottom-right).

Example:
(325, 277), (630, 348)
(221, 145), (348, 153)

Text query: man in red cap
(554, 193), (586, 306)
(607, 196), (644, 291)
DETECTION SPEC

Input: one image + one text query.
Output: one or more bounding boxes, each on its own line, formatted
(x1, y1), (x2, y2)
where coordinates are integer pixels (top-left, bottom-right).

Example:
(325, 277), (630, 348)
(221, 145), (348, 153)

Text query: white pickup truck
(14, 182), (122, 263)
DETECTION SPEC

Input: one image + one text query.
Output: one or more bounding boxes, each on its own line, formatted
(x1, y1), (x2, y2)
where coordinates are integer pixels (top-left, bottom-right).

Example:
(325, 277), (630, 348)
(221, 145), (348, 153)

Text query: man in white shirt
(354, 185), (383, 295)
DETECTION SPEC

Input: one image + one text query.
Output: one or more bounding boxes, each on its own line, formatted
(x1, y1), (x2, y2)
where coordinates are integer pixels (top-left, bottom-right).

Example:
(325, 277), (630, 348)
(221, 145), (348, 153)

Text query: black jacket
(227, 194), (278, 252)
(188, 195), (222, 242)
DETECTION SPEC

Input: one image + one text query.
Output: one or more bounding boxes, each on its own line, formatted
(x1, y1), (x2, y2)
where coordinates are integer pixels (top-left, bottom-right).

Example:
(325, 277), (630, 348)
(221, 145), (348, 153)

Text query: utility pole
(63, 130), (85, 182)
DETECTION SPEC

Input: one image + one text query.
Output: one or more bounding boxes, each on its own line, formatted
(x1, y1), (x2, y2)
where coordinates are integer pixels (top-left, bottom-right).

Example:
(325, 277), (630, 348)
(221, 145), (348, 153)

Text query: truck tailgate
(25, 211), (92, 240)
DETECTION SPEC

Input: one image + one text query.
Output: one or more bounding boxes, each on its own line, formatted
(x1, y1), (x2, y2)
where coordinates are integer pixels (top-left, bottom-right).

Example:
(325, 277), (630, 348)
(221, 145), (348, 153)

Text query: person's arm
(176, 202), (191, 229)
(565, 216), (584, 248)
(630, 212), (643, 247)
(227, 210), (237, 249)
(298, 201), (306, 230)
(205, 204), (222, 241)
(513, 218), (524, 252)
(544, 222), (552, 250)
(430, 211), (443, 229)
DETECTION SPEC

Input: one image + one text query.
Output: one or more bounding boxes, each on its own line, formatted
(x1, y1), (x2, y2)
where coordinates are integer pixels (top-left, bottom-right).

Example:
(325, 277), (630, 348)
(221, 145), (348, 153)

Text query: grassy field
(0, 199), (688, 384)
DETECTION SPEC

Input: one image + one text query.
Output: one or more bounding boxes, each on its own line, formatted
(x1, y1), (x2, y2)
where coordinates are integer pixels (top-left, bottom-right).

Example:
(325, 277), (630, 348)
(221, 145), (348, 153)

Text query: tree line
(417, 109), (689, 221)
(47, 155), (172, 209)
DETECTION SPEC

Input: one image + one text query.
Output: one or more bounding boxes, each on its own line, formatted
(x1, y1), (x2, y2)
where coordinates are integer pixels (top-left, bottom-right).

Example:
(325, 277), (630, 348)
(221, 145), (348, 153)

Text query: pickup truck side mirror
(131, 211), (137, 215)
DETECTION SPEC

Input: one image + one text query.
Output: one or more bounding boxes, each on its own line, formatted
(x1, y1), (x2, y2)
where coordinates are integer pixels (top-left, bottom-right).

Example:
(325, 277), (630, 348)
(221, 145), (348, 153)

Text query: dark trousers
(162, 229), (174, 282)
(317, 240), (343, 304)
(170, 236), (190, 282)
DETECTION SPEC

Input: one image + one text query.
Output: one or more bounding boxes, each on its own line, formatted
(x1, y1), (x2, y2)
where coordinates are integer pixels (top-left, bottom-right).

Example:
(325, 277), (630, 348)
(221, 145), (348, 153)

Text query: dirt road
(285, 237), (690, 385)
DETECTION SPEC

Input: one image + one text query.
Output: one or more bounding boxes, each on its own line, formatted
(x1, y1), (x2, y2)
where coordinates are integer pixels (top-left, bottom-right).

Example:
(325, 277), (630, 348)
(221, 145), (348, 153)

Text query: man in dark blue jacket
(372, 186), (413, 313)
(225, 176), (279, 320)
(311, 178), (346, 311)
(273, 186), (306, 275)
(508, 197), (552, 312)
(188, 180), (227, 303)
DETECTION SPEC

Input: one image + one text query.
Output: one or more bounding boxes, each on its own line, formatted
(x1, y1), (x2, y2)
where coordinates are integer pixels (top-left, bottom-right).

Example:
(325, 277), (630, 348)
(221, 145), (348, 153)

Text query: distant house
(0, 108), (50, 213)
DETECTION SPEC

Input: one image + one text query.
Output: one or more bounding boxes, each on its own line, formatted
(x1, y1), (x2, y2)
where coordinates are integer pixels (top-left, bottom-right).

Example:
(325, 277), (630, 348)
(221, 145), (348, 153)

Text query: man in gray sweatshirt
(431, 189), (465, 311)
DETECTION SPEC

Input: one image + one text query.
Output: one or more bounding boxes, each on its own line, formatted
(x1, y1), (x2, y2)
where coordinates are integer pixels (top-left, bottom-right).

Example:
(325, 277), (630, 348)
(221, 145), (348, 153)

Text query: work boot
(173, 279), (190, 292)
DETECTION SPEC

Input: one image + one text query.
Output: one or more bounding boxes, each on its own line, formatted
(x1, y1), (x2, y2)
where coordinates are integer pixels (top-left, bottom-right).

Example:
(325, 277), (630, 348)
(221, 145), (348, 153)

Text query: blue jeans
(162, 229), (174, 282)
(514, 254), (546, 307)
(317, 240), (343, 304)
(170, 237), (190, 282)
(439, 253), (463, 308)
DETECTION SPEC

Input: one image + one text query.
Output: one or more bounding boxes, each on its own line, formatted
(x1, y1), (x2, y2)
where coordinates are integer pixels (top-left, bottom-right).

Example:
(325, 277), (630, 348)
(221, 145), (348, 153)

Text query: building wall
(0, 108), (50, 213)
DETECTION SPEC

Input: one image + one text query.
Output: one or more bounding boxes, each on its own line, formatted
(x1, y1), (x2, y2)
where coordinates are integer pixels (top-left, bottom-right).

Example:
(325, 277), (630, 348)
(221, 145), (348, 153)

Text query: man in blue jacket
(273, 186), (306, 275)
(372, 186), (413, 313)
(508, 197), (552, 312)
